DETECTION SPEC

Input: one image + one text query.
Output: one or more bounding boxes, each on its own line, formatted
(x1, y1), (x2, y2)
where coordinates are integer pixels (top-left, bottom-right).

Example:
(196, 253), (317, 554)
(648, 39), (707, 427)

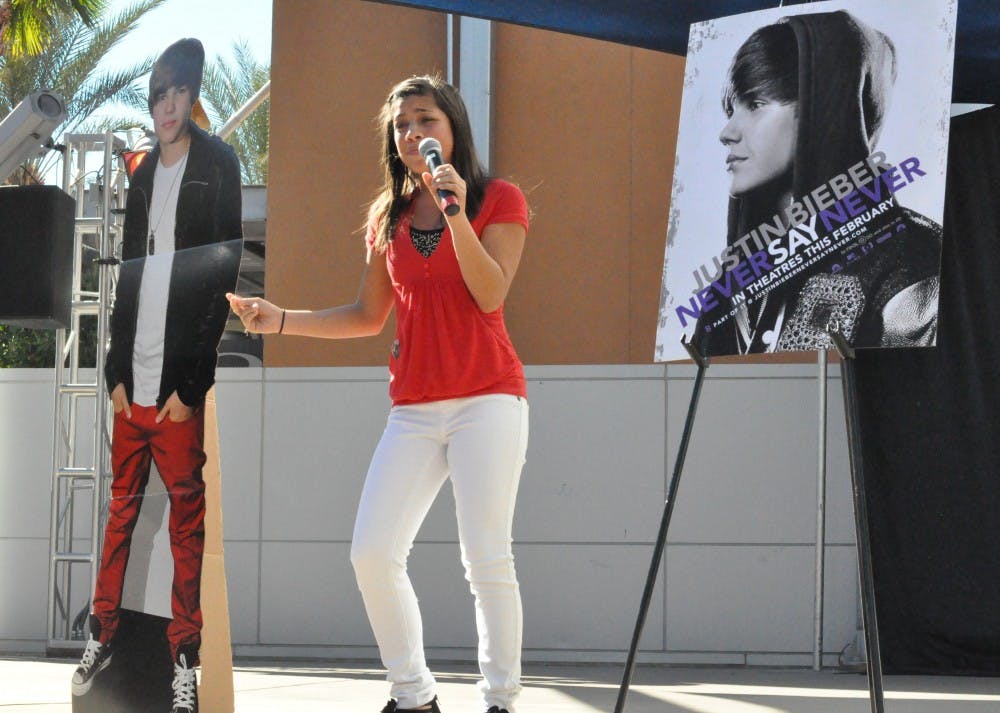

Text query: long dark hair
(368, 75), (489, 253)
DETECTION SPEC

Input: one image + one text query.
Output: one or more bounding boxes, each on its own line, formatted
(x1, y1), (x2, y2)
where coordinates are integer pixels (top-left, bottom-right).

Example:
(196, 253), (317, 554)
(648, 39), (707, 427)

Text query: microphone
(418, 137), (461, 216)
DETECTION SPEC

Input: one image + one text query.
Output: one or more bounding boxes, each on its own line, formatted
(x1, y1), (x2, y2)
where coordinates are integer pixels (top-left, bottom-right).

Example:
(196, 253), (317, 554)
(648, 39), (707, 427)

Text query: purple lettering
(675, 299), (701, 328)
(732, 259), (754, 288)
(710, 270), (736, 298)
(748, 249), (773, 276)
(886, 167), (906, 193)
(843, 190), (865, 217)
(820, 202), (848, 232)
(697, 286), (719, 312)
(899, 156), (925, 182)
(857, 178), (883, 204)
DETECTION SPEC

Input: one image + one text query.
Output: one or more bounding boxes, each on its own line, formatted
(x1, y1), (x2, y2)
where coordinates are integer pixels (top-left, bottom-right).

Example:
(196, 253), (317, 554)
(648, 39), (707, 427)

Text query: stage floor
(3, 657), (998, 712)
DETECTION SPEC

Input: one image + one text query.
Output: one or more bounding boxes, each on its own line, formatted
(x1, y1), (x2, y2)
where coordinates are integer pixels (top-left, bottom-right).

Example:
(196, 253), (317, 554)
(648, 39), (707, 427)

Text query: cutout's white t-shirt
(131, 151), (188, 407)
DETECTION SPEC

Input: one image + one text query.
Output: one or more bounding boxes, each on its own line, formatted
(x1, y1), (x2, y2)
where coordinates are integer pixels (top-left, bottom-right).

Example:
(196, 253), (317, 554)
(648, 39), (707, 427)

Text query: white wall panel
(215, 373), (265, 541)
(665, 544), (822, 652)
(222, 540), (261, 645)
(1, 364), (860, 662)
(520, 371), (666, 543)
(0, 371), (56, 539)
(518, 543), (664, 652)
(0, 538), (48, 640)
(666, 365), (845, 544)
(259, 541), (367, 646)
(259, 369), (388, 541)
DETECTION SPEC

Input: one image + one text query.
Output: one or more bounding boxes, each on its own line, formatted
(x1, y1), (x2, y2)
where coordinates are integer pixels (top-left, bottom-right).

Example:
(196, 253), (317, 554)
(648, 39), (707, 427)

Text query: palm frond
(75, 111), (147, 134)
(70, 61), (154, 119)
(199, 39), (270, 184)
(2, 0), (106, 57)
(1, 0), (163, 183)
(70, 0), (107, 27)
(58, 0), (164, 98)
(4, 2), (52, 57)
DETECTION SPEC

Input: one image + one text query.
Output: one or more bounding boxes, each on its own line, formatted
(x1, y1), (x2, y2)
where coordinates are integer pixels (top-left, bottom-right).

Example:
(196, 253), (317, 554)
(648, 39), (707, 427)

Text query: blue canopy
(376, 0), (999, 104)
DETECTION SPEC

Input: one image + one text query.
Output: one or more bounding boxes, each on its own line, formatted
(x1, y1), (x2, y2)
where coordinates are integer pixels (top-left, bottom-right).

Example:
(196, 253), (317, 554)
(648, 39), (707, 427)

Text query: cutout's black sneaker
(171, 652), (198, 713)
(71, 636), (112, 696)
(485, 707), (510, 713)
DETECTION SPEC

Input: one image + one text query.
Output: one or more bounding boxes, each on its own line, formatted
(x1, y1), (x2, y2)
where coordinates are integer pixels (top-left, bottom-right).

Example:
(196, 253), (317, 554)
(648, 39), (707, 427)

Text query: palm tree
(0, 0), (105, 57)
(1, 0), (166, 183)
(199, 39), (269, 184)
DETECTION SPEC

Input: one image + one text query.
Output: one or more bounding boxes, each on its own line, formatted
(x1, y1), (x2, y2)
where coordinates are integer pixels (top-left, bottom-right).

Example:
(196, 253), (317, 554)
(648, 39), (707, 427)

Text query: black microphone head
(418, 137), (442, 160)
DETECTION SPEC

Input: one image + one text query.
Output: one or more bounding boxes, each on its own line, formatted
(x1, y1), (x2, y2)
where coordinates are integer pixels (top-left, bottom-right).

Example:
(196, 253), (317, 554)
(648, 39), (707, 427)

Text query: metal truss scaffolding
(46, 132), (125, 654)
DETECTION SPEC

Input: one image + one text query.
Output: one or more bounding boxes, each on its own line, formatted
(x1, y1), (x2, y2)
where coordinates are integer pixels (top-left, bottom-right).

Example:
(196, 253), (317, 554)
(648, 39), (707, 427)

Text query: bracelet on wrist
(279, 308), (287, 334)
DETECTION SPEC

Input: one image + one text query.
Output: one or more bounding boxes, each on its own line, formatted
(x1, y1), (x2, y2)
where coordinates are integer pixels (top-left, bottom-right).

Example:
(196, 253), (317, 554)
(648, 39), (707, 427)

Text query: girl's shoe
(380, 695), (442, 713)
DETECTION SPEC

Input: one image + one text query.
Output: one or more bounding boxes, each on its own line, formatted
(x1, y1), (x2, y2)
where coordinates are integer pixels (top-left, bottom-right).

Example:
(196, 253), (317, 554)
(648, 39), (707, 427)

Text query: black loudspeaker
(0, 184), (75, 329)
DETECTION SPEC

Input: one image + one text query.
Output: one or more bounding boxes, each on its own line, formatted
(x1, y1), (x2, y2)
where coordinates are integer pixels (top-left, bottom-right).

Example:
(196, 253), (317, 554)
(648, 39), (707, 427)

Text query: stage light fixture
(0, 91), (68, 182)
(121, 131), (155, 179)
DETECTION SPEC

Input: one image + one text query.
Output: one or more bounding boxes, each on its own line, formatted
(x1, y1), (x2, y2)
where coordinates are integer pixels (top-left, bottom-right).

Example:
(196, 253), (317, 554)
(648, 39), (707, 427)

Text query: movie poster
(654, 0), (956, 362)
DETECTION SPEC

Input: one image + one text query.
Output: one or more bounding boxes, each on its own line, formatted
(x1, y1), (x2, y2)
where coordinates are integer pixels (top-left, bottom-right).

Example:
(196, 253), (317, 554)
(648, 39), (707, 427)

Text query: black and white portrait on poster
(654, 0), (957, 363)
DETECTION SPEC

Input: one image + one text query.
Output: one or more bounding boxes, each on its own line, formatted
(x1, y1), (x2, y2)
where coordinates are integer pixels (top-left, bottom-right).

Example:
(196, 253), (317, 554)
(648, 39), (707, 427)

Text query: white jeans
(350, 394), (529, 711)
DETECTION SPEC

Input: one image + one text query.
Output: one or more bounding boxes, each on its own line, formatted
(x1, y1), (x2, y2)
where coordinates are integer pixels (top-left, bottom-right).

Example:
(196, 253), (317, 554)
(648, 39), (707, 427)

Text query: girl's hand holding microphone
(226, 293), (283, 334)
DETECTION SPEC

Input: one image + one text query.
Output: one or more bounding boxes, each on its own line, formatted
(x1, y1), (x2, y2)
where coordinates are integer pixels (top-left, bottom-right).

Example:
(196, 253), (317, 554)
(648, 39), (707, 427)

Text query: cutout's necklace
(147, 152), (188, 255)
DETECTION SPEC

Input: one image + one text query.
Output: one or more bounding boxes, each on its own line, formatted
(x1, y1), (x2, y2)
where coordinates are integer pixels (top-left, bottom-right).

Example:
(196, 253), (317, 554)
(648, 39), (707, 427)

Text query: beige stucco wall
(267, 0), (684, 366)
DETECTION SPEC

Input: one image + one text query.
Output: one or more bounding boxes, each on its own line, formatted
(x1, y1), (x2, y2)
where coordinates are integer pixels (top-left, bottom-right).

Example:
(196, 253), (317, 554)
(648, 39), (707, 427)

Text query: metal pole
(813, 350), (828, 670)
(217, 81), (270, 141)
(47, 301), (66, 642)
(48, 138), (78, 644)
(830, 331), (885, 713)
(447, 14), (455, 84)
(88, 132), (116, 599)
(615, 340), (708, 713)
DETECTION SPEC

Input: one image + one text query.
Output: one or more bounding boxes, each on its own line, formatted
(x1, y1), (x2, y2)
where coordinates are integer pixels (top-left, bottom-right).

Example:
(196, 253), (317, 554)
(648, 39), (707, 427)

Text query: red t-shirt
(367, 179), (529, 405)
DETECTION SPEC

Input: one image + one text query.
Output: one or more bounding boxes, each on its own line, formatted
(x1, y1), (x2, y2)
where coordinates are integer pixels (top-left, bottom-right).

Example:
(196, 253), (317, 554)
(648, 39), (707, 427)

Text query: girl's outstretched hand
(227, 293), (282, 334)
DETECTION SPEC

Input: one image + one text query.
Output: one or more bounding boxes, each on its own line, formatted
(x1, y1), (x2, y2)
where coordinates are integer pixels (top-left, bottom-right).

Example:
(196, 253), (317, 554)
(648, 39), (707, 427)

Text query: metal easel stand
(613, 337), (708, 713)
(829, 329), (885, 713)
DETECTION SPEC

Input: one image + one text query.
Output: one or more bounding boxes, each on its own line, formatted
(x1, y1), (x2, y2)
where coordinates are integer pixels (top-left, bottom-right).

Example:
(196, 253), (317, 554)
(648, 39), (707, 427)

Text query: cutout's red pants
(92, 404), (206, 661)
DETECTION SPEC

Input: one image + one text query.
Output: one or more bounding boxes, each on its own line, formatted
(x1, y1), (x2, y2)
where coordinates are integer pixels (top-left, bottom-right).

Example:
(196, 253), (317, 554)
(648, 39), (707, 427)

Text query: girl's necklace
(147, 152), (189, 255)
